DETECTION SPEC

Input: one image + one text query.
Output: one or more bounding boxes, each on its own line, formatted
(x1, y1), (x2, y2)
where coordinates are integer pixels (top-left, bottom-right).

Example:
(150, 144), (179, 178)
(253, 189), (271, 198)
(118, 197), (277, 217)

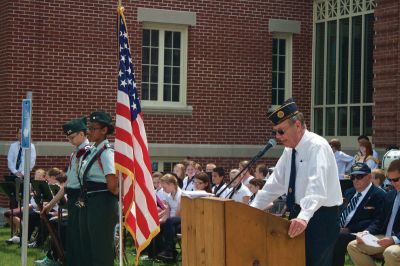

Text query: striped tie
(339, 192), (362, 227)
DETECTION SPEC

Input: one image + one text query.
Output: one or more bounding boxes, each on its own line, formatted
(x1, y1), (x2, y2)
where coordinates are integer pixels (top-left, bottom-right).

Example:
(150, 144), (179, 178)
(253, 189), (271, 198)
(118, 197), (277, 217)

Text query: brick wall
(0, 0), (313, 207)
(373, 0), (400, 148)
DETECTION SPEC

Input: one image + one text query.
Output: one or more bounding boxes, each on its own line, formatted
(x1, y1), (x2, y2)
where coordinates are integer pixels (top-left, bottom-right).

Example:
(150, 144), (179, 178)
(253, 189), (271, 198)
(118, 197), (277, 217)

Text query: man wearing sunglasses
(332, 163), (386, 266)
(250, 98), (343, 266)
(348, 160), (400, 266)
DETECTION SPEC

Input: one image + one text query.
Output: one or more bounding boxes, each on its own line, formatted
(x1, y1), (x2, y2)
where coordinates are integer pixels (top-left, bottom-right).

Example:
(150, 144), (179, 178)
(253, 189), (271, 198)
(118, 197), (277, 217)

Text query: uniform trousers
(78, 191), (118, 266)
(291, 204), (340, 266)
(347, 235), (400, 266)
(332, 231), (356, 266)
(66, 188), (85, 266)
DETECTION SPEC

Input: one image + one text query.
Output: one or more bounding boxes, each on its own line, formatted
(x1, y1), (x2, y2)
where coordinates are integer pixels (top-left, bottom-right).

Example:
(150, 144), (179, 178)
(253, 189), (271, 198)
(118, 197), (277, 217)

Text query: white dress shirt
(182, 176), (195, 191)
(165, 187), (182, 217)
(334, 150), (354, 179)
(7, 141), (36, 175)
(251, 130), (343, 222)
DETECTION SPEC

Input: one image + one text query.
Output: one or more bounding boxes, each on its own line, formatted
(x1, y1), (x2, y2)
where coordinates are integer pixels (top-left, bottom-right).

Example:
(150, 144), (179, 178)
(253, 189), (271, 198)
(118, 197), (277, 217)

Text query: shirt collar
(76, 139), (90, 151)
(294, 130), (311, 154)
(358, 183), (373, 197)
(93, 139), (109, 151)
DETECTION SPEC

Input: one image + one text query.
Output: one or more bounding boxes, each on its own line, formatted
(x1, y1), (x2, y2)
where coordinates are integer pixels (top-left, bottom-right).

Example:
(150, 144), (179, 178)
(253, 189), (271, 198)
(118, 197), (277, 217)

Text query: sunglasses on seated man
(350, 174), (368, 181)
(387, 176), (400, 183)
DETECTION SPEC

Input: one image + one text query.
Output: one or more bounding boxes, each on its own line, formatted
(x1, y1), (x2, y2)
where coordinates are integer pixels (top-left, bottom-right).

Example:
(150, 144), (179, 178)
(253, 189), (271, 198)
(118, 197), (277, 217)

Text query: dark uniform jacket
(341, 185), (386, 233)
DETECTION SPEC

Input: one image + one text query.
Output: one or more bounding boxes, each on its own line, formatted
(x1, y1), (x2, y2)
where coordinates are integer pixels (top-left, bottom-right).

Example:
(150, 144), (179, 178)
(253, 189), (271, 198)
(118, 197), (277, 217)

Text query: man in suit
(347, 159), (400, 266)
(332, 162), (386, 266)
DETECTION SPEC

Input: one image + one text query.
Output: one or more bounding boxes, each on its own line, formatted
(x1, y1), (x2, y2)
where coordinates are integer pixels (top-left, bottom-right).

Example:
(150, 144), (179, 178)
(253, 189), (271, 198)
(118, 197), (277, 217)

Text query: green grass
(0, 225), (179, 266)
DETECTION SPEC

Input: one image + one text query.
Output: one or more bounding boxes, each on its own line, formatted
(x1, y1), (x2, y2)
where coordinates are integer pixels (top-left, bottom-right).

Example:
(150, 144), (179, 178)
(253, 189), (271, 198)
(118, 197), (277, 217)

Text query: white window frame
(151, 158), (181, 172)
(271, 33), (292, 108)
(311, 0), (375, 145)
(141, 22), (191, 114)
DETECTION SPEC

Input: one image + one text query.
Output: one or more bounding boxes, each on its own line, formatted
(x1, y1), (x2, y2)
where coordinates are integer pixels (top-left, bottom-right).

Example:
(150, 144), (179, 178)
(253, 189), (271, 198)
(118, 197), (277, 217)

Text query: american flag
(114, 6), (159, 260)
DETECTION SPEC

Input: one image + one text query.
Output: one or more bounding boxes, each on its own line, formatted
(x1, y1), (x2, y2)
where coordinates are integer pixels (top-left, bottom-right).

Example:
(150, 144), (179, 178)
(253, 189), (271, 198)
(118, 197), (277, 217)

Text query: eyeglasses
(387, 177), (400, 183)
(194, 181), (204, 185)
(350, 174), (367, 181)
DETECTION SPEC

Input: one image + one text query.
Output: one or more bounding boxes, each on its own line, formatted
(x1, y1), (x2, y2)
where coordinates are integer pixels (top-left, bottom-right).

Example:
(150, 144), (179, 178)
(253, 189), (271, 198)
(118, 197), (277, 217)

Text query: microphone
(255, 139), (277, 160)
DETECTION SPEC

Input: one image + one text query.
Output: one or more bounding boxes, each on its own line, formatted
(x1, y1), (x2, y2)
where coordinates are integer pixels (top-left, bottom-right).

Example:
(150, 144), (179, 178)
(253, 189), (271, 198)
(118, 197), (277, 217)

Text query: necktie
(339, 192), (362, 227)
(15, 145), (22, 170)
(286, 149), (296, 215)
(385, 191), (400, 236)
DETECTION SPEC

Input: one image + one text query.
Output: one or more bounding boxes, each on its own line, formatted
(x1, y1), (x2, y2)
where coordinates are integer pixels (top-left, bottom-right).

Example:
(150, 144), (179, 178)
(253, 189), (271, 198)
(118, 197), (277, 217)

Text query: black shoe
(156, 251), (176, 262)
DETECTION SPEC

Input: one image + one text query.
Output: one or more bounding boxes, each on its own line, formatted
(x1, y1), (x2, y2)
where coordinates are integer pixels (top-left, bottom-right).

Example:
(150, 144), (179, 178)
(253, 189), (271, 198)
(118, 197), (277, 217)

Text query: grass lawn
(0, 225), (179, 266)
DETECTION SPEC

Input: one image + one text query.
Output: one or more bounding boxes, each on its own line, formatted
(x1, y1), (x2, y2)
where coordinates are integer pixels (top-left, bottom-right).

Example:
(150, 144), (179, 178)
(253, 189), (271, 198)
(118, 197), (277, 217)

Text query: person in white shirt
(182, 160), (197, 191)
(238, 160), (255, 187)
(250, 98), (343, 266)
(329, 138), (354, 179)
(212, 167), (229, 198)
(152, 171), (169, 202)
(7, 128), (36, 177)
(226, 168), (251, 203)
(254, 163), (269, 180)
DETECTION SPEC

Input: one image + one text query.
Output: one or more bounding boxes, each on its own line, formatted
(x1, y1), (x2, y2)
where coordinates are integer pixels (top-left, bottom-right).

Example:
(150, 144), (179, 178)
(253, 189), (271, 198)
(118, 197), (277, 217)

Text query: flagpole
(117, 2), (124, 265)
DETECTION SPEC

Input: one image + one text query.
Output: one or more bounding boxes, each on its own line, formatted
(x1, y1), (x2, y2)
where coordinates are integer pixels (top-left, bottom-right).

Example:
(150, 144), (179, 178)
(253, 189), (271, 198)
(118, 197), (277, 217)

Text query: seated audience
(248, 178), (265, 205)
(254, 163), (268, 180)
(371, 168), (386, 191)
(238, 160), (254, 187)
(332, 163), (385, 266)
(152, 171), (168, 201)
(347, 159), (400, 266)
(173, 163), (185, 188)
(330, 138), (353, 179)
(193, 172), (212, 193)
(225, 169), (251, 203)
(182, 161), (197, 191)
(354, 139), (379, 170)
(211, 167), (229, 198)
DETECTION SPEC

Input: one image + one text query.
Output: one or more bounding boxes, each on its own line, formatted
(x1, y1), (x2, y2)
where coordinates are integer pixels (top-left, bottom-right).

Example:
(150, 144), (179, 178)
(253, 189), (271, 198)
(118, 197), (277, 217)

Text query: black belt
(86, 181), (108, 192)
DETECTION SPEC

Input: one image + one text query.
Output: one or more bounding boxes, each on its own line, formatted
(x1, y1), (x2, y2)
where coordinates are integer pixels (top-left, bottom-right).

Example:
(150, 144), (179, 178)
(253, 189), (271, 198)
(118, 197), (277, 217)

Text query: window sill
(141, 104), (193, 115)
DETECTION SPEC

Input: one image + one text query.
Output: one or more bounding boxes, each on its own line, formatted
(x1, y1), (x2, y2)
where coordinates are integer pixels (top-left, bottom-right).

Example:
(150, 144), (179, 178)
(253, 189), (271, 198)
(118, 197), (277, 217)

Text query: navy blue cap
(267, 98), (299, 125)
(350, 162), (371, 175)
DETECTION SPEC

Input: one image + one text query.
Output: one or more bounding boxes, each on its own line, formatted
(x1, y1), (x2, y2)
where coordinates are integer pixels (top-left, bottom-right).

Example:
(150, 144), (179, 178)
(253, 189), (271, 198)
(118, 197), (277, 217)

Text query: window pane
(164, 67), (171, 84)
(142, 66), (149, 83)
(173, 32), (181, 49)
(272, 39), (278, 54)
(142, 83), (149, 100)
(150, 66), (158, 83)
(272, 56), (277, 70)
(172, 85), (180, 102)
(278, 89), (284, 105)
(338, 107), (347, 136)
(272, 72), (277, 89)
(350, 106), (360, 135)
(279, 39), (286, 55)
(150, 48), (158, 65)
(278, 73), (285, 89)
(143, 29), (150, 46)
(325, 107), (335, 135)
(364, 14), (374, 103)
(314, 108), (323, 135)
(326, 20), (337, 105)
(363, 106), (373, 136)
(272, 89), (277, 105)
(150, 84), (158, 101)
(142, 47), (149, 65)
(151, 30), (159, 46)
(172, 67), (180, 84)
(279, 55), (285, 72)
(163, 85), (171, 101)
(173, 50), (180, 66)
(351, 16), (362, 103)
(314, 23), (325, 105)
(338, 18), (349, 104)
(164, 49), (172, 66)
(165, 31), (172, 48)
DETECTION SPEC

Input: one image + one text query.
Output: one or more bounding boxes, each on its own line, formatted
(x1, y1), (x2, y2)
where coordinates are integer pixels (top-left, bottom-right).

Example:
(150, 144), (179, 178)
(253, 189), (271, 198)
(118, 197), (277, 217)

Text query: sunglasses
(387, 177), (400, 183)
(350, 174), (367, 181)
(272, 129), (286, 135)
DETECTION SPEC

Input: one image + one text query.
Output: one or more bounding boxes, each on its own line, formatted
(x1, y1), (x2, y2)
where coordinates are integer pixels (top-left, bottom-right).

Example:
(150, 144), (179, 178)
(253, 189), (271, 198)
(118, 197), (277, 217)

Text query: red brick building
(0, 0), (399, 206)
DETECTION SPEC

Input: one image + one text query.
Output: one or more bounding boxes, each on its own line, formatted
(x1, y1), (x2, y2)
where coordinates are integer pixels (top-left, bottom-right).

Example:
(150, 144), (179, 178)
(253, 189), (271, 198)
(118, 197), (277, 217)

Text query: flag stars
(131, 103), (137, 110)
(127, 67), (131, 74)
(127, 79), (132, 85)
(123, 32), (128, 39)
(119, 70), (123, 77)
(121, 55), (126, 62)
(120, 80), (127, 87)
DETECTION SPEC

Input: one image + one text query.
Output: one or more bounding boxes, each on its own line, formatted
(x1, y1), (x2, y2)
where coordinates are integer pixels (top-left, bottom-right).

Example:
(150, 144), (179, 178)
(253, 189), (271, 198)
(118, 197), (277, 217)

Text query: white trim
(137, 8), (196, 26)
(269, 19), (301, 34)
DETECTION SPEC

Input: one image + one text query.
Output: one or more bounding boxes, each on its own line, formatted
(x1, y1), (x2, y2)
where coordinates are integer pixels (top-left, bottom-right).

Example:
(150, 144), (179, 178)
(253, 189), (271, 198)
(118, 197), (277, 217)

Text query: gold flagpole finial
(118, 0), (124, 14)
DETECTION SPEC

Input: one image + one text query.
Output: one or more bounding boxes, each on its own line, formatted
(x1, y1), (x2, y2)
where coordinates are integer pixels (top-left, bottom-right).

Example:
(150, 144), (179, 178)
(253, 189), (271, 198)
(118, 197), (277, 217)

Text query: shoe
(6, 235), (20, 244)
(28, 241), (38, 248)
(156, 250), (176, 262)
(35, 256), (59, 266)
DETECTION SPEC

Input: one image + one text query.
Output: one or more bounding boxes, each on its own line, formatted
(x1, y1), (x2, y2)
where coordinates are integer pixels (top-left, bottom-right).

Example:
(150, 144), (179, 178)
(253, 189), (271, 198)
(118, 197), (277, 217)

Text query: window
(142, 23), (188, 109)
(272, 34), (292, 106)
(151, 160), (180, 173)
(312, 0), (375, 137)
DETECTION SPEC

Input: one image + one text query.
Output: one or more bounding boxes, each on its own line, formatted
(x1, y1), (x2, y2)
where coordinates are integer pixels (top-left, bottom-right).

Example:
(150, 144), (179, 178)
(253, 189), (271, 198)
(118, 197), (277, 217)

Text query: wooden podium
(181, 197), (305, 266)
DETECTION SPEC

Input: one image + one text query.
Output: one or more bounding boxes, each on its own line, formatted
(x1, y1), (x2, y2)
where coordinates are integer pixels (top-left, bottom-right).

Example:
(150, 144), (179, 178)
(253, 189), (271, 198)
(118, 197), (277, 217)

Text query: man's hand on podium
(288, 218), (307, 238)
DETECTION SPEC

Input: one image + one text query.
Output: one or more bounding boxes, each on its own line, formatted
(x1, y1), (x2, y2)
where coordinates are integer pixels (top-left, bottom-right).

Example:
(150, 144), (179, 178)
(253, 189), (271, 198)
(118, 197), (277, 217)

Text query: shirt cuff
(297, 210), (313, 222)
(393, 236), (400, 244)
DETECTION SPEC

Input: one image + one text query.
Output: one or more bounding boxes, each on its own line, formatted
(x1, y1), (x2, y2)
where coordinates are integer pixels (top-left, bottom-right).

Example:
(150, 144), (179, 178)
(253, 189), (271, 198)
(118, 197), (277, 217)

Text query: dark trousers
(332, 231), (356, 266)
(160, 216), (181, 253)
(291, 205), (340, 266)
(66, 189), (86, 266)
(78, 191), (118, 266)
(47, 217), (67, 261)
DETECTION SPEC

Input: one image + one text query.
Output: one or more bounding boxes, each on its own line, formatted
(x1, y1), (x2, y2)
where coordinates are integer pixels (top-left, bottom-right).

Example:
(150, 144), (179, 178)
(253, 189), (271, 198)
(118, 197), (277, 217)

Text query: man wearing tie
(332, 162), (386, 266)
(250, 98), (343, 266)
(347, 159), (400, 266)
(7, 128), (36, 177)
